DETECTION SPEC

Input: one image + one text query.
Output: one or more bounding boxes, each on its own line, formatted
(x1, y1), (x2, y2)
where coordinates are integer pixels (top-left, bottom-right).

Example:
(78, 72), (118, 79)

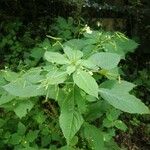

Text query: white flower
(84, 25), (92, 34)
(88, 71), (93, 75)
(97, 21), (101, 27)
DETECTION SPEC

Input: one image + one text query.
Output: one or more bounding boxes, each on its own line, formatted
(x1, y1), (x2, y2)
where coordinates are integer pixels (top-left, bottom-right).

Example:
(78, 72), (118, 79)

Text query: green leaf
(102, 35), (138, 58)
(44, 51), (69, 64)
(3, 78), (45, 97)
(59, 90), (84, 145)
(14, 100), (34, 118)
(103, 109), (122, 128)
(22, 68), (44, 84)
(74, 86), (87, 114)
(86, 95), (97, 102)
(69, 136), (78, 146)
(19, 146), (37, 150)
(46, 85), (65, 102)
(63, 39), (87, 50)
(86, 101), (108, 121)
(89, 52), (121, 70)
(0, 118), (5, 128)
(2, 70), (19, 82)
(0, 73), (7, 86)
(0, 92), (15, 105)
(105, 68), (119, 80)
(26, 130), (39, 143)
(102, 43), (125, 57)
(33, 111), (46, 124)
(18, 122), (26, 135)
(81, 59), (98, 70)
(46, 69), (68, 85)
(83, 123), (104, 150)
(30, 47), (45, 59)
(115, 38), (138, 53)
(60, 108), (83, 145)
(99, 88), (150, 114)
(73, 70), (98, 98)
(41, 135), (51, 147)
(66, 65), (76, 75)
(0, 75), (7, 95)
(100, 80), (136, 92)
(114, 120), (127, 131)
(9, 133), (22, 145)
(63, 46), (83, 61)
(99, 68), (119, 80)
(106, 109), (121, 121)
(103, 118), (113, 128)
(59, 146), (75, 150)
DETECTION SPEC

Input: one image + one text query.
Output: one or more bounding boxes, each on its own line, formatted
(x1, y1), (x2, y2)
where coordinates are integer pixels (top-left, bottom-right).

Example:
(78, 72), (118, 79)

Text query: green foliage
(82, 123), (104, 150)
(0, 18), (149, 150)
(99, 88), (149, 114)
(59, 89), (84, 145)
(51, 17), (81, 40)
(73, 70), (98, 98)
(88, 52), (121, 70)
(0, 20), (37, 69)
